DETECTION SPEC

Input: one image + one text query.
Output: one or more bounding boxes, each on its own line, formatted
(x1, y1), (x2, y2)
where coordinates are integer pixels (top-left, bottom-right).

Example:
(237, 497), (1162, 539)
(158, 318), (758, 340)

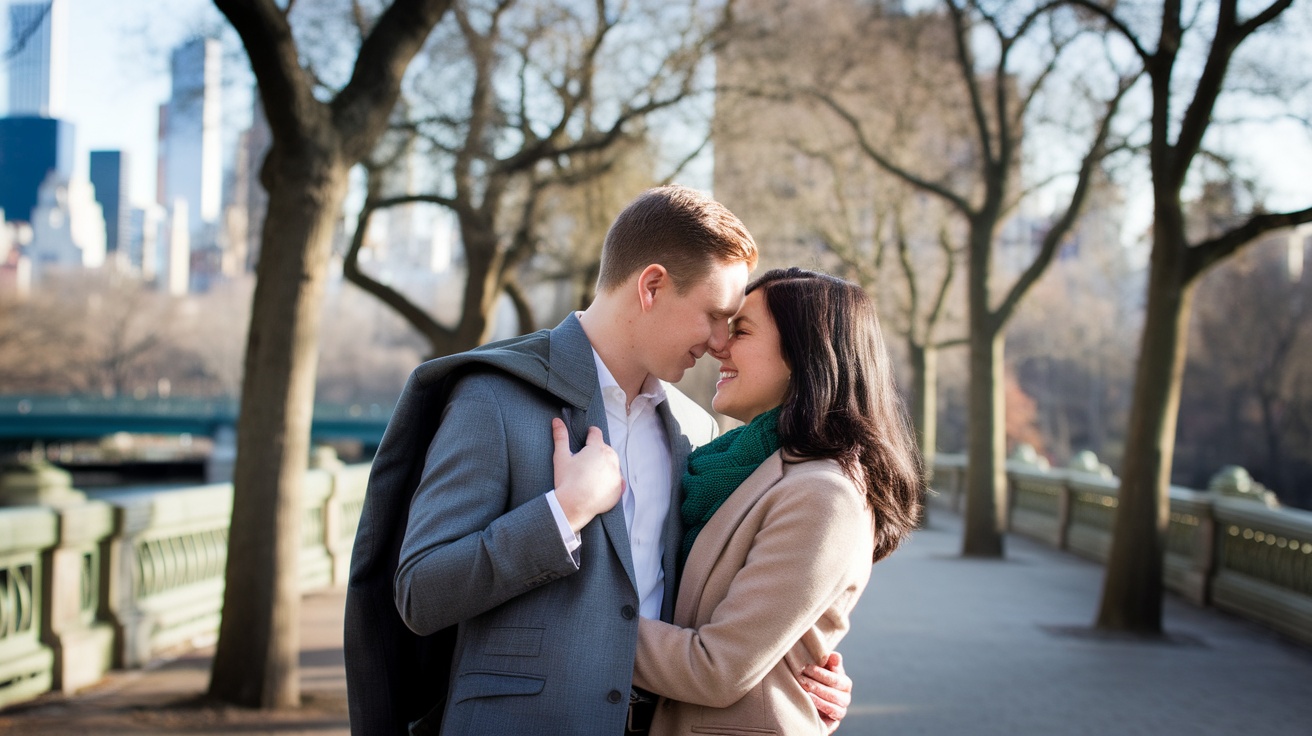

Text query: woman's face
(711, 290), (791, 423)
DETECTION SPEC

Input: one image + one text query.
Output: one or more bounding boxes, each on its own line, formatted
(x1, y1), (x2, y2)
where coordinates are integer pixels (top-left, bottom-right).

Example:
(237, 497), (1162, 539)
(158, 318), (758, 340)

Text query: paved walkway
(2, 508), (1311, 734)
(0, 588), (350, 735)
(842, 508), (1312, 735)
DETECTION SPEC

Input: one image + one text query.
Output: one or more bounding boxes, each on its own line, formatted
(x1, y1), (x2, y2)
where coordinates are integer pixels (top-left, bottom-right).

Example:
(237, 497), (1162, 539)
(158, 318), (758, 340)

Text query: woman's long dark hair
(749, 268), (924, 562)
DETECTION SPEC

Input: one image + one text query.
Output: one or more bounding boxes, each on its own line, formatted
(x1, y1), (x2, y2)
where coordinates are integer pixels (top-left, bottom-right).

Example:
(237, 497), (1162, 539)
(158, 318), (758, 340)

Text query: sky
(1, 0), (239, 206)
(2, 0), (1310, 223)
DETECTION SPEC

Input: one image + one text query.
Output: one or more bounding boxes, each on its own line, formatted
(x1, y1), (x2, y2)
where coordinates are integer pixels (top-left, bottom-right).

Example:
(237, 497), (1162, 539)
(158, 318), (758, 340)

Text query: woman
(634, 267), (924, 734)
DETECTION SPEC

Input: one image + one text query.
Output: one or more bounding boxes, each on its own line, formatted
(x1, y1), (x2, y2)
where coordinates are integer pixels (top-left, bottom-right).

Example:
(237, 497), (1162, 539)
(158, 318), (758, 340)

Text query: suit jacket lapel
(548, 314), (638, 595)
(674, 451), (785, 626)
(591, 394), (638, 594)
(657, 398), (693, 622)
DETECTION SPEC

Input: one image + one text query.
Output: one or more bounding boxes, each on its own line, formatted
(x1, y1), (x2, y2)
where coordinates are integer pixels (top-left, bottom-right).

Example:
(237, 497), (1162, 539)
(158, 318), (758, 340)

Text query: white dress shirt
(545, 349), (673, 619)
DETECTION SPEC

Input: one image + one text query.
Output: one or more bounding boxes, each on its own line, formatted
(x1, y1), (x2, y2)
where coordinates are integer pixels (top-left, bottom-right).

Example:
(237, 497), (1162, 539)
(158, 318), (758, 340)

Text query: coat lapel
(673, 451), (785, 626)
(548, 314), (638, 594)
(656, 399), (693, 622)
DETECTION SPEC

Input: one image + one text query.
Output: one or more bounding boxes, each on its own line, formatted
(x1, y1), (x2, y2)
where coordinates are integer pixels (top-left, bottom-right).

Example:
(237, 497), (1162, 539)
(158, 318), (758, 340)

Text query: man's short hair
(596, 185), (759, 293)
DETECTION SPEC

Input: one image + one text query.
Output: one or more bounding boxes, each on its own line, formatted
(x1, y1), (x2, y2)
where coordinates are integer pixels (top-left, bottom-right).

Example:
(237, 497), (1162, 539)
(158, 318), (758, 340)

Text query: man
(345, 186), (850, 734)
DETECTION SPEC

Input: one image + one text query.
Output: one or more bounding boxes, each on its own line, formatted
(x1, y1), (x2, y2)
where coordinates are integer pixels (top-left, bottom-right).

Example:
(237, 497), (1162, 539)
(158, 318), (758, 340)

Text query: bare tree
(810, 0), (1136, 556)
(343, 0), (728, 359)
(1066, 0), (1312, 635)
(208, 0), (454, 709)
(1007, 181), (1142, 468)
(795, 144), (966, 476)
(1178, 229), (1312, 507)
(84, 278), (168, 397)
(0, 283), (90, 394)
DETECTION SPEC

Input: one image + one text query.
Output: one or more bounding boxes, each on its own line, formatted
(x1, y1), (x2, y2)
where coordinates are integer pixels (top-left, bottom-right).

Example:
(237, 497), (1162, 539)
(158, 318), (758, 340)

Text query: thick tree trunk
(208, 147), (350, 707)
(1095, 225), (1192, 634)
(963, 327), (1006, 556)
(962, 218), (1006, 557)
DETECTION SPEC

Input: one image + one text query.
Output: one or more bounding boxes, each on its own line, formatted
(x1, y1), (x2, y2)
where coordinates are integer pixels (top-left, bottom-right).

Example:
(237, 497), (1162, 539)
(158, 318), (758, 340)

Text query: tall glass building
(162, 37), (223, 240)
(0, 116), (75, 224)
(7, 0), (67, 117)
(90, 150), (129, 254)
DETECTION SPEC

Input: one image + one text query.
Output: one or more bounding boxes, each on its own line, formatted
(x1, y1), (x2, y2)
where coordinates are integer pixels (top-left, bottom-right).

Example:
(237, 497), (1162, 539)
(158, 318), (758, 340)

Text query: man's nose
(707, 322), (731, 353)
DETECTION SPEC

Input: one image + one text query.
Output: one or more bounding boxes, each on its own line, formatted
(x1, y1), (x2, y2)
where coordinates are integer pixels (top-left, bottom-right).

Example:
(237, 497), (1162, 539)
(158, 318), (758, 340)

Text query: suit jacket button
(621, 605), (636, 620)
(608, 689), (623, 703)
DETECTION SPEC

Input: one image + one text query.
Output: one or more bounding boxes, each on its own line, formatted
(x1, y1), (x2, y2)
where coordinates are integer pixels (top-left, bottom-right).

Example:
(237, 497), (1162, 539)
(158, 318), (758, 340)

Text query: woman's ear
(636, 264), (669, 312)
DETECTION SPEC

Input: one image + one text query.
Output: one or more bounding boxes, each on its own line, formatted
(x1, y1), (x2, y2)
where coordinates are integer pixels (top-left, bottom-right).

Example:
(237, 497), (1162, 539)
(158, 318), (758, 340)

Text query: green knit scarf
(679, 406), (783, 569)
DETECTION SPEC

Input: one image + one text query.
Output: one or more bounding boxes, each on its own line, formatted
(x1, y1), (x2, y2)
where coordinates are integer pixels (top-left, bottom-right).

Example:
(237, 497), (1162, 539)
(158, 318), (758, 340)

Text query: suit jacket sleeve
(394, 374), (581, 635)
(633, 469), (871, 708)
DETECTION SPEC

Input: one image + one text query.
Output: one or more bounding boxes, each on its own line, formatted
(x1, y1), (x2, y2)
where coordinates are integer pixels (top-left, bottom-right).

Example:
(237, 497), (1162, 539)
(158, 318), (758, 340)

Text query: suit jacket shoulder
(660, 382), (719, 448)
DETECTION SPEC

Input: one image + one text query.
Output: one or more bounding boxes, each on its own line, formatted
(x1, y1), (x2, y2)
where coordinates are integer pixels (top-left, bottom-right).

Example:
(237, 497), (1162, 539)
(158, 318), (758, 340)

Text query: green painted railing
(932, 451), (1312, 645)
(5, 447), (1309, 710)
(0, 453), (370, 709)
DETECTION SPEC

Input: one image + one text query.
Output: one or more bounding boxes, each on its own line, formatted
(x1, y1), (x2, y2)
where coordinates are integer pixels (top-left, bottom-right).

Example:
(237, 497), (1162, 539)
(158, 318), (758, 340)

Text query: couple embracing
(344, 185), (924, 735)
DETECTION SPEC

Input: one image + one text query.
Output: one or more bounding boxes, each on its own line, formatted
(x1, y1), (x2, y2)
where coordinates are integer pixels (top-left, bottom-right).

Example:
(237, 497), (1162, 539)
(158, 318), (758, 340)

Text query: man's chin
(656, 365), (688, 384)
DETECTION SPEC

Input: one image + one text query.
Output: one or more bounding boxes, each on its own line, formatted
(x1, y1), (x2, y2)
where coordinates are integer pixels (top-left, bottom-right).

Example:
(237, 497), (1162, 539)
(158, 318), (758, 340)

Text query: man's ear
(636, 264), (669, 313)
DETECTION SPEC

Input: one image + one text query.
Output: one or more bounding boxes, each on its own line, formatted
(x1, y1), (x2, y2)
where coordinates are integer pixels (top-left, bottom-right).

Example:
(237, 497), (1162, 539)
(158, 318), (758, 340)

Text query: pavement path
(840, 508), (1312, 735)
(2, 508), (1310, 734)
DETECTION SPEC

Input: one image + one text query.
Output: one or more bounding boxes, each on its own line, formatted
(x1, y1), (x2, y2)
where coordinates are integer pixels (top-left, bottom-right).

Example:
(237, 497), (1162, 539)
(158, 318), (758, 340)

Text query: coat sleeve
(394, 374), (581, 635)
(633, 470), (872, 708)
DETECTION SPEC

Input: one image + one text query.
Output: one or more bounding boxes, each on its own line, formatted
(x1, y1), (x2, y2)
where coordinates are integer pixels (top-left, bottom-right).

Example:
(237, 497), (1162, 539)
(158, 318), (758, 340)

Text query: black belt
(626, 687), (657, 734)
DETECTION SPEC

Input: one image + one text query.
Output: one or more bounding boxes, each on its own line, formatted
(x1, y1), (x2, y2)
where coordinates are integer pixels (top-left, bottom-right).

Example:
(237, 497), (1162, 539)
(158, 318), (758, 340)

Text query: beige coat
(634, 451), (875, 735)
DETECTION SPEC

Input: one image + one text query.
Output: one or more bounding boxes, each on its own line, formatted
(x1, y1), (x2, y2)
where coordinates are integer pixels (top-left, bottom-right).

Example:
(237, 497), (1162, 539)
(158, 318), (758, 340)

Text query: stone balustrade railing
(4, 448), (1309, 709)
(931, 450), (1312, 646)
(0, 451), (370, 709)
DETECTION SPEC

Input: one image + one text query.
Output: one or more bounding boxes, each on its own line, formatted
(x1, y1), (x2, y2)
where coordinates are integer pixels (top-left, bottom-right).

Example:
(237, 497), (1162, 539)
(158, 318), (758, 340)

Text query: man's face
(640, 260), (750, 384)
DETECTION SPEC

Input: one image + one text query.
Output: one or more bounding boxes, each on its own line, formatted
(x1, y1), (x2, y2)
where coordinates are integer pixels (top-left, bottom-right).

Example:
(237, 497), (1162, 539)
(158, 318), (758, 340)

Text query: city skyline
(0, 0), (240, 208)
(1, 0), (1308, 232)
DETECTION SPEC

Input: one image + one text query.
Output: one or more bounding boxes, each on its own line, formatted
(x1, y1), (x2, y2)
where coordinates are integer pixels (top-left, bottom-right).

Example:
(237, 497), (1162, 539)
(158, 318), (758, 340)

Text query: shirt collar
(591, 348), (667, 407)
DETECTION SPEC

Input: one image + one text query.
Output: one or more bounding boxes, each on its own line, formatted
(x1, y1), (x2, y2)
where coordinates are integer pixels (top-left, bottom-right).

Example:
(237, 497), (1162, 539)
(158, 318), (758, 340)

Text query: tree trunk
(208, 146), (350, 707)
(962, 218), (1005, 557)
(909, 341), (939, 480)
(1095, 227), (1193, 634)
(963, 326), (1006, 556)
(426, 221), (501, 358)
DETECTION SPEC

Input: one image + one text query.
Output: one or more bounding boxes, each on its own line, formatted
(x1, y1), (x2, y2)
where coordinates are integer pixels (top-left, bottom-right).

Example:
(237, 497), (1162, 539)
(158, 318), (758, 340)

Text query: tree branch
(810, 89), (974, 216)
(946, 0), (996, 170)
(342, 197), (456, 348)
(1058, 0), (1153, 63)
(993, 69), (1133, 328)
(924, 224), (960, 345)
(1169, 0), (1244, 186)
(1185, 206), (1312, 281)
(503, 278), (536, 335)
(331, 0), (455, 160)
(1237, 0), (1295, 38)
(214, 0), (321, 144)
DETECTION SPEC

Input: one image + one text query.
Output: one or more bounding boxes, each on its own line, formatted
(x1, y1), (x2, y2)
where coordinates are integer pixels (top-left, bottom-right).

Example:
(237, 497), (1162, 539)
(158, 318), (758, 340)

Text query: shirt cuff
(545, 490), (583, 554)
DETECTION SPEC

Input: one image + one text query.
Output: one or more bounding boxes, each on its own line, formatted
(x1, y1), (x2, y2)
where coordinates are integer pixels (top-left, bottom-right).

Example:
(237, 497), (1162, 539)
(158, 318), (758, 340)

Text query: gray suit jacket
(344, 314), (717, 735)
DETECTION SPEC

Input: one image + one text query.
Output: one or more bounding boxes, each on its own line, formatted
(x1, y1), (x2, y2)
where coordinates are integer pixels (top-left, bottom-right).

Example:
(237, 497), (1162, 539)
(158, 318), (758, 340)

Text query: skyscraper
(160, 37), (222, 242)
(6, 0), (67, 117)
(89, 150), (129, 255)
(0, 116), (75, 224)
